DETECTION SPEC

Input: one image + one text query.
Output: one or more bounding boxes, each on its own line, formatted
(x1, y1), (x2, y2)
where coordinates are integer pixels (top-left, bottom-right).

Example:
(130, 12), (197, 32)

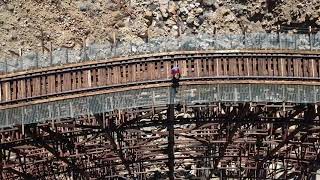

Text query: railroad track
(1, 50), (320, 106)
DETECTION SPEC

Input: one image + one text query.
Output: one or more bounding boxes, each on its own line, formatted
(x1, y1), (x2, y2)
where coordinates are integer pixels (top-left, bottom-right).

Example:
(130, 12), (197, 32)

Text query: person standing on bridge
(171, 66), (180, 91)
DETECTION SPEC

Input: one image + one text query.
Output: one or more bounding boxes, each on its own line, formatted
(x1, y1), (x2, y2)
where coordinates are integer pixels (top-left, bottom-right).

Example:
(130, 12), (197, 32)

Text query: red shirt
(171, 67), (180, 76)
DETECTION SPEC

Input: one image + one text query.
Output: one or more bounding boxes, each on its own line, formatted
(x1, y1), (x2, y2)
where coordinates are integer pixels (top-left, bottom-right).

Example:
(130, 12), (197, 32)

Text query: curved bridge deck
(1, 50), (320, 104)
(1, 50), (320, 128)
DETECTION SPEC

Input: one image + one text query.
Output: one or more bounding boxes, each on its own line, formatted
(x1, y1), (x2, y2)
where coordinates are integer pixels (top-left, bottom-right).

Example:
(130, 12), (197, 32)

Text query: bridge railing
(1, 83), (319, 128)
(1, 32), (320, 73)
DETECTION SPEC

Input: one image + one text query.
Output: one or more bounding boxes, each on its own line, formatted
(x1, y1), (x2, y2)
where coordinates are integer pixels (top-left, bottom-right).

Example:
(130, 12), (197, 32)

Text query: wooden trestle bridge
(0, 50), (320, 179)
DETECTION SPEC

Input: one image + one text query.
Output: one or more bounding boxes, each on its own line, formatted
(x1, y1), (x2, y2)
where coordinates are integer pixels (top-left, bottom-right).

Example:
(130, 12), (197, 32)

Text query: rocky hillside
(1, 0), (320, 58)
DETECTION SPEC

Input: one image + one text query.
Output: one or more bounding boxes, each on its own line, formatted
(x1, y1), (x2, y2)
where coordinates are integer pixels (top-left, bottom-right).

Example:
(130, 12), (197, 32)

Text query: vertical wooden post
(118, 110), (121, 125)
(246, 58), (250, 76)
(40, 29), (45, 54)
(178, 21), (181, 37)
(50, 42), (53, 65)
(112, 31), (116, 55)
(213, 27), (216, 49)
(243, 31), (246, 49)
(49, 105), (54, 129)
(309, 26), (312, 50)
(167, 96), (175, 180)
(35, 52), (39, 68)
(146, 28), (149, 43)
(21, 107), (25, 135)
(152, 91), (155, 115)
(83, 37), (87, 61)
(5, 110), (8, 127)
(112, 31), (116, 45)
(311, 59), (315, 78)
(103, 112), (106, 129)
(294, 31), (297, 50)
(240, 21), (247, 48)
(65, 48), (69, 64)
(230, 34), (233, 49)
(4, 59), (8, 73)
(19, 48), (22, 70)
(278, 25), (281, 49)
(280, 58), (284, 76)
(70, 101), (74, 118)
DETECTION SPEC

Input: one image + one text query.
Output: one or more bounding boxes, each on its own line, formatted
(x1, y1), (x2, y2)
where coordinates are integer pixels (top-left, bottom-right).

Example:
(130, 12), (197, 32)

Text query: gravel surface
(1, 0), (320, 58)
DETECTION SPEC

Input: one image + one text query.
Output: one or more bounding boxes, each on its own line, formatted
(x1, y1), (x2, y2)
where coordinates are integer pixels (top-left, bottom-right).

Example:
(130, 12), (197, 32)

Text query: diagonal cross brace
(4, 167), (34, 180)
(207, 103), (255, 179)
(213, 103), (253, 168)
(25, 126), (89, 179)
(39, 126), (75, 151)
(255, 105), (316, 176)
(105, 131), (132, 176)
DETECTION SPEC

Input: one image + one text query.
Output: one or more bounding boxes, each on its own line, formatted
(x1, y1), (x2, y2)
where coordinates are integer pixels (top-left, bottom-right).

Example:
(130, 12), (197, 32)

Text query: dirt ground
(0, 0), (320, 58)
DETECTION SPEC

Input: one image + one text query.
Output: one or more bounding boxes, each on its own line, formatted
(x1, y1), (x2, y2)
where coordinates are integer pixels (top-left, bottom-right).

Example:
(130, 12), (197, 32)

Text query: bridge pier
(0, 102), (318, 179)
